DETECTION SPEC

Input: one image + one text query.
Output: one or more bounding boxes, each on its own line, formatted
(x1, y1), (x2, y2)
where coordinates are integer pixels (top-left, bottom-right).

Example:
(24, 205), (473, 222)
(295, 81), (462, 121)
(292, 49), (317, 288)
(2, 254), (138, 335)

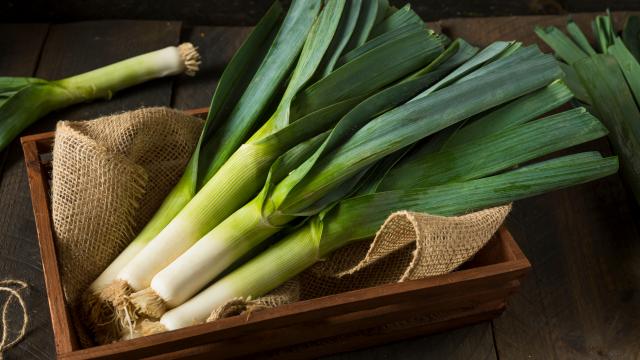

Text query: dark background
(4, 0), (640, 24)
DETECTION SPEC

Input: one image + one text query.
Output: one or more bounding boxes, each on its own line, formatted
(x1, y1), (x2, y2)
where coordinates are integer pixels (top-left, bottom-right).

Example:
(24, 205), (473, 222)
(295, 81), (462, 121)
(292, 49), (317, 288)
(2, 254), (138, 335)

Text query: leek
(369, 4), (423, 38)
(343, 0), (389, 52)
(0, 43), (200, 151)
(379, 108), (607, 190)
(130, 45), (564, 318)
(104, 0), (445, 326)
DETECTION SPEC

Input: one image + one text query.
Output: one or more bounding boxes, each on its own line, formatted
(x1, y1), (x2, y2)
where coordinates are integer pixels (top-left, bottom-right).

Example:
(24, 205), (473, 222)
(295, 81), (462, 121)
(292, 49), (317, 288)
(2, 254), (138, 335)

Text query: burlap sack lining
(50, 107), (203, 346)
(208, 204), (511, 321)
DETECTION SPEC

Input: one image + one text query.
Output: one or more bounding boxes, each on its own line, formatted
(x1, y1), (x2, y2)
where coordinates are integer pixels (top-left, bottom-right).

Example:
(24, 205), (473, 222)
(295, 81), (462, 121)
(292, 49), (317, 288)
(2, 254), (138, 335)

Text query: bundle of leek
(89, 0), (450, 337)
(535, 12), (640, 203)
(0, 44), (200, 151)
(129, 44), (604, 325)
(152, 88), (618, 332)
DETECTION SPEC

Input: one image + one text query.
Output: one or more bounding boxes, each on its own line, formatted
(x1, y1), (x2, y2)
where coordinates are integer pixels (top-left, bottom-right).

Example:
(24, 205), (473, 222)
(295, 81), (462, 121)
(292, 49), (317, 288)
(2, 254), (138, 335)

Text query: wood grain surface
(0, 23), (53, 360)
(3, 0), (640, 25)
(1, 10), (640, 360)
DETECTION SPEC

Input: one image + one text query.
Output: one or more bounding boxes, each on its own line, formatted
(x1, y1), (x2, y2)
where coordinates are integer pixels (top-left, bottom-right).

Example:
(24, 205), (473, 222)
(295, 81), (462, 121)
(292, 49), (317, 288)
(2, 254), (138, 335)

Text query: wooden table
(1, 12), (639, 360)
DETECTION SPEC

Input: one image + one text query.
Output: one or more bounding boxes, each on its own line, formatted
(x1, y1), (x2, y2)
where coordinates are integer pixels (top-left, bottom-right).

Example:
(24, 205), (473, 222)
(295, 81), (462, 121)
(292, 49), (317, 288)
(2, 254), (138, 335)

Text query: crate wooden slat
(21, 108), (531, 359)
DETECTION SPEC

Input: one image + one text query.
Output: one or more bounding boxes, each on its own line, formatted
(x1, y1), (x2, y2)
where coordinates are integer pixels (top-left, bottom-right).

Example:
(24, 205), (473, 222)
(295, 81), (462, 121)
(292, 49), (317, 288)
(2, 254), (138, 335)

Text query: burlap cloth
(51, 107), (203, 306)
(208, 205), (511, 321)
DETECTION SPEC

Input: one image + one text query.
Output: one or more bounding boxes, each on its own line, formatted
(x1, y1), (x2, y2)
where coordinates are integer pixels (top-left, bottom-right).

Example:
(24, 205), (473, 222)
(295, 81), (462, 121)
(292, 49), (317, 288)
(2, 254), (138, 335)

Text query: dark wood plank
(0, 20), (182, 359)
(172, 26), (251, 110)
(0, 24), (48, 76)
(498, 177), (640, 359)
(0, 145), (56, 360)
(3, 0), (640, 25)
(260, 302), (505, 360)
(323, 322), (497, 360)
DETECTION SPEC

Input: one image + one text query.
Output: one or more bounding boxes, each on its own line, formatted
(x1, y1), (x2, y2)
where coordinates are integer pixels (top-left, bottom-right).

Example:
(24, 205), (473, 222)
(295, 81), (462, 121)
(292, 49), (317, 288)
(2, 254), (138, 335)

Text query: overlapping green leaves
(536, 11), (640, 202)
(259, 45), (562, 224)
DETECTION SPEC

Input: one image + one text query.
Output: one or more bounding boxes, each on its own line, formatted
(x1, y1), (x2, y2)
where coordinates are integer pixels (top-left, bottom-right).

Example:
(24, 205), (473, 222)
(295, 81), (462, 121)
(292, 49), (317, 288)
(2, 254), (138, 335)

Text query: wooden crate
(20, 108), (531, 359)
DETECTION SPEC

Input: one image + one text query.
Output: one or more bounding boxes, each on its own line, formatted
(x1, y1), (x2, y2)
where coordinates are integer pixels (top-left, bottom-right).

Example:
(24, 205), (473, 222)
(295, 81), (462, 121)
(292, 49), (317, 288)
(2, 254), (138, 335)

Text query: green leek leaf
(535, 25), (588, 65)
(248, 0), (346, 139)
(411, 41), (515, 101)
(198, 0), (322, 183)
(446, 79), (573, 146)
(269, 48), (562, 218)
(292, 27), (443, 118)
(317, 0), (362, 77)
(623, 15), (640, 61)
(369, 4), (423, 39)
(343, 0), (384, 52)
(379, 108), (608, 190)
(608, 37), (640, 105)
(320, 152), (618, 253)
(567, 19), (597, 55)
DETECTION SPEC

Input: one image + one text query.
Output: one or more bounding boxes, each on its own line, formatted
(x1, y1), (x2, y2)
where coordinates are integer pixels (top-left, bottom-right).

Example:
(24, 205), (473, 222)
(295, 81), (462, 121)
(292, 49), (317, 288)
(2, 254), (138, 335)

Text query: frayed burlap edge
(207, 205), (511, 321)
(207, 280), (301, 322)
(330, 204), (513, 281)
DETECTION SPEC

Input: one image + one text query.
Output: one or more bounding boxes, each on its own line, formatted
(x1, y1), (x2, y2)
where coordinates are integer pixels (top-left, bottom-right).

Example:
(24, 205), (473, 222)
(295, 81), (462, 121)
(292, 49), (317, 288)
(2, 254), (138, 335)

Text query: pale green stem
(150, 197), (289, 307)
(116, 143), (279, 291)
(160, 223), (318, 330)
(55, 45), (191, 101)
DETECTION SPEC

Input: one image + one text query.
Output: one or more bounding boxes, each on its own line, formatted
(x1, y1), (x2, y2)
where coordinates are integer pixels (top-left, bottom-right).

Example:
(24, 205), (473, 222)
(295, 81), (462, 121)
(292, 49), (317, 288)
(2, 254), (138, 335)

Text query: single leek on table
(0, 43), (200, 152)
(535, 12), (640, 203)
